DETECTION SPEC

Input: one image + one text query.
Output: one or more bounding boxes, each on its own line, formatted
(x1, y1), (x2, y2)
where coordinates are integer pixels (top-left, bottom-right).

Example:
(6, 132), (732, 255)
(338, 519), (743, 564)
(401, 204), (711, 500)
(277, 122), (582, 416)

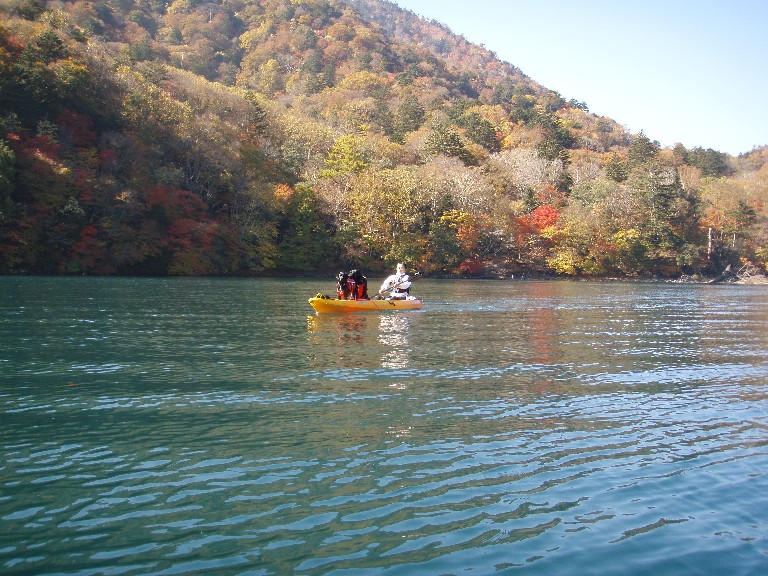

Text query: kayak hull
(309, 297), (423, 313)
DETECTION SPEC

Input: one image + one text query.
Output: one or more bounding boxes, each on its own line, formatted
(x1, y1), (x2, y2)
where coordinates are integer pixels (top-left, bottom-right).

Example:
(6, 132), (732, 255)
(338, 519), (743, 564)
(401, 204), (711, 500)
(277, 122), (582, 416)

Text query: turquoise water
(1, 277), (767, 575)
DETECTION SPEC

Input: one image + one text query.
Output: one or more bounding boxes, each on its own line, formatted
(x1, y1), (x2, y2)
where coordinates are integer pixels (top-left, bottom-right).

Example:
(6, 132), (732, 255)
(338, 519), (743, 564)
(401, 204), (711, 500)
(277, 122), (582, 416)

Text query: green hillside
(1, 0), (766, 277)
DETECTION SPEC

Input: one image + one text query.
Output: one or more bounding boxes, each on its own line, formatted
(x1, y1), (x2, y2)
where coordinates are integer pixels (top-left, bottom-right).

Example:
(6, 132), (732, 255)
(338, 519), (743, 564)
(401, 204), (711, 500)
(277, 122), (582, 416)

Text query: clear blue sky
(392, 0), (767, 156)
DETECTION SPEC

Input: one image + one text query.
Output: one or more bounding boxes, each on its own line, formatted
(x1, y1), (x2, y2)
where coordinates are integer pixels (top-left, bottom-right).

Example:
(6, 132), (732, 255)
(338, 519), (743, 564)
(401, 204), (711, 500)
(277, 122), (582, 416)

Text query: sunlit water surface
(1, 277), (767, 575)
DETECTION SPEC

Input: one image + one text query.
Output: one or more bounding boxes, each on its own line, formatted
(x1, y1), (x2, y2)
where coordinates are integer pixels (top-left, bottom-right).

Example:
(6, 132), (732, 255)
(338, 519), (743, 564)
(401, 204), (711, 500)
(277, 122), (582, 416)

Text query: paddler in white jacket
(379, 262), (412, 299)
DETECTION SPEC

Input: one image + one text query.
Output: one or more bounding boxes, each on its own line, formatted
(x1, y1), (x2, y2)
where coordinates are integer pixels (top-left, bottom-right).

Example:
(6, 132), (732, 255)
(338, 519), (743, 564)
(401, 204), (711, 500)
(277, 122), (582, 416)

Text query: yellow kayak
(308, 295), (423, 313)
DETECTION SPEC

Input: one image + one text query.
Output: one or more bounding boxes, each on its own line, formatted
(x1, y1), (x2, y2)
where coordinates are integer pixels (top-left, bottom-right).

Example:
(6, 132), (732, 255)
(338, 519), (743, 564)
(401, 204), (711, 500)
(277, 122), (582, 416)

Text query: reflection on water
(307, 312), (374, 345)
(306, 311), (416, 370)
(378, 314), (411, 369)
(1, 278), (767, 576)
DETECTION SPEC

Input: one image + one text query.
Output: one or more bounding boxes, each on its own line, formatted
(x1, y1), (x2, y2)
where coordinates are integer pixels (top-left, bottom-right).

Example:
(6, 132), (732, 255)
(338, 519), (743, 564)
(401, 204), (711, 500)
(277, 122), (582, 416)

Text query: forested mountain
(1, 0), (766, 277)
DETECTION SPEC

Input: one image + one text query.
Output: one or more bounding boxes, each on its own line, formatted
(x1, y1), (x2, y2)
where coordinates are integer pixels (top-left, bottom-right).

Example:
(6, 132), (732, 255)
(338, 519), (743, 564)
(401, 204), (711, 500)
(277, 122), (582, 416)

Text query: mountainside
(1, 0), (766, 277)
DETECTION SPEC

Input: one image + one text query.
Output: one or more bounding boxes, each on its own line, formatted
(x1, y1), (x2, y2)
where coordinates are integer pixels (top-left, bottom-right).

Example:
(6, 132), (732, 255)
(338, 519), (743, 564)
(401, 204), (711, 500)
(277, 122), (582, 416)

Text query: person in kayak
(338, 269), (369, 300)
(336, 271), (350, 299)
(379, 263), (412, 299)
(348, 269), (369, 300)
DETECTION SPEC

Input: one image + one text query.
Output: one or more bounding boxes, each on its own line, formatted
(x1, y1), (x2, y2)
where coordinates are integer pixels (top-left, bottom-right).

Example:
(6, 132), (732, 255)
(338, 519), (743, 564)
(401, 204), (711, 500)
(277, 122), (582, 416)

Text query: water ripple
(2, 279), (768, 575)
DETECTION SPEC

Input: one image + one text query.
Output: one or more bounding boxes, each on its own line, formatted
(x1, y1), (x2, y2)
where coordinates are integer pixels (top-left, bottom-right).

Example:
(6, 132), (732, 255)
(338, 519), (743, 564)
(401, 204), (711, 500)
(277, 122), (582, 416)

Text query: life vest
(347, 269), (369, 300)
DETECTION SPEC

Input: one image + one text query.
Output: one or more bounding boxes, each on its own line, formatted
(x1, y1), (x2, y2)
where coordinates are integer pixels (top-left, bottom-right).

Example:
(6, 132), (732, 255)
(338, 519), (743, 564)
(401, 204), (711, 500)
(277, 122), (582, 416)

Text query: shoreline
(2, 271), (766, 284)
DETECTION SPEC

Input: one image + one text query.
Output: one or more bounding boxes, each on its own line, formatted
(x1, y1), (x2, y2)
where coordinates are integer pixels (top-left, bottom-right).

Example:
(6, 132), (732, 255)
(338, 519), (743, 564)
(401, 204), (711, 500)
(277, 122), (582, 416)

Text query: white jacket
(380, 273), (411, 294)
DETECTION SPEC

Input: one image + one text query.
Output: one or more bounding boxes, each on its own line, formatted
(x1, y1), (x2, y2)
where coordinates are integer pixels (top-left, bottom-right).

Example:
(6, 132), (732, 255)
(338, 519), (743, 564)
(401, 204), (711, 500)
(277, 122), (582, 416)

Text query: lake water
(1, 277), (767, 575)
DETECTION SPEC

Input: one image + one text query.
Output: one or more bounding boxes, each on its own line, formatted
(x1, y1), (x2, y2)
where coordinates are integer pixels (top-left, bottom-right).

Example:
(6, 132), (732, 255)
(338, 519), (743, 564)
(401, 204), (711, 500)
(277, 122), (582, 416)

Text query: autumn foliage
(0, 1), (766, 277)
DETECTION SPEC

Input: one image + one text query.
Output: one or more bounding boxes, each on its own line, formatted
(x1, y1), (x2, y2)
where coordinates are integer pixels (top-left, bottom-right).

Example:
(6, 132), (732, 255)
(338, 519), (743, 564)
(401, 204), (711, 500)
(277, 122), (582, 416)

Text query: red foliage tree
(518, 204), (559, 236)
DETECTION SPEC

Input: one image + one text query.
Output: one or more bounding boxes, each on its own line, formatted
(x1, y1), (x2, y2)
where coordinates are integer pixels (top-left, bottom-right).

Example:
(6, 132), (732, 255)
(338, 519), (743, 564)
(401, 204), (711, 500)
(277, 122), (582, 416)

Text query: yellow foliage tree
(320, 134), (368, 178)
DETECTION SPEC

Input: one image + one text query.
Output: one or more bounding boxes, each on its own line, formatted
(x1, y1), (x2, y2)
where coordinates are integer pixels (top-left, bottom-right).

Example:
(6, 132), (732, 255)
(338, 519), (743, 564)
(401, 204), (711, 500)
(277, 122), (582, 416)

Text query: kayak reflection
(306, 312), (414, 370)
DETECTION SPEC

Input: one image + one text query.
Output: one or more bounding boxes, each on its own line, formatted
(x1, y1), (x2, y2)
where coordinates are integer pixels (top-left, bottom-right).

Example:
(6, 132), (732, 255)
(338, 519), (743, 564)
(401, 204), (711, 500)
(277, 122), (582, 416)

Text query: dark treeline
(1, 0), (766, 277)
